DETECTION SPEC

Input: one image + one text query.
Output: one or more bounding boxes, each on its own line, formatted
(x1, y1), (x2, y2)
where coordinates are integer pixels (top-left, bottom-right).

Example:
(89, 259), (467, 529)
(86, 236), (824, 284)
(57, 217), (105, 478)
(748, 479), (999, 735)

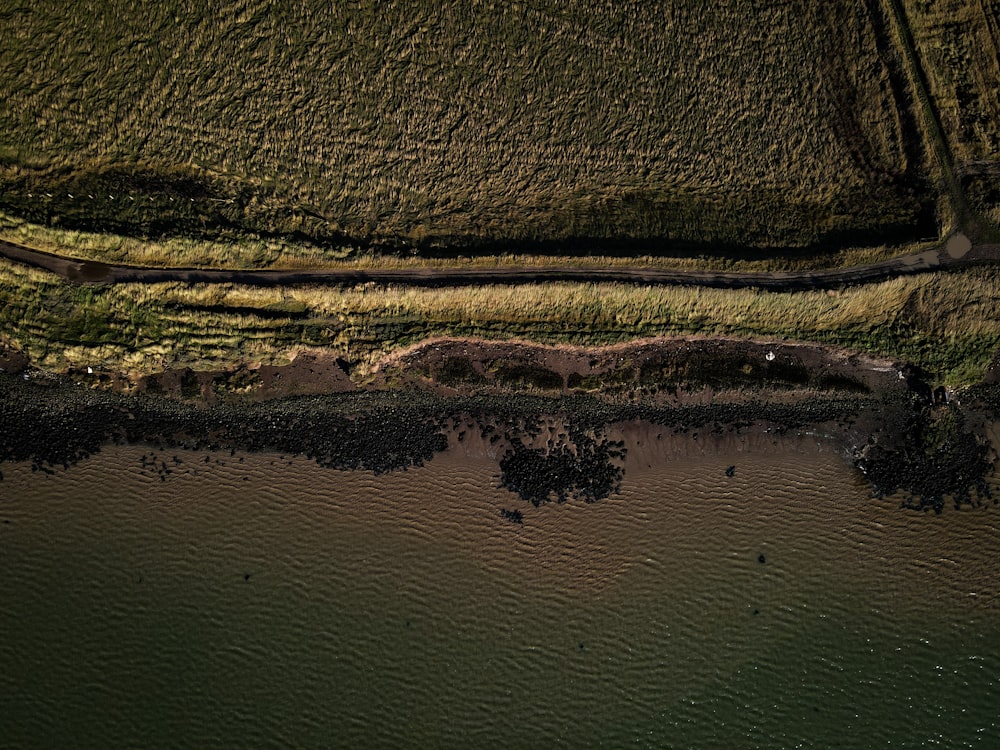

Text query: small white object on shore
(765, 351), (776, 361)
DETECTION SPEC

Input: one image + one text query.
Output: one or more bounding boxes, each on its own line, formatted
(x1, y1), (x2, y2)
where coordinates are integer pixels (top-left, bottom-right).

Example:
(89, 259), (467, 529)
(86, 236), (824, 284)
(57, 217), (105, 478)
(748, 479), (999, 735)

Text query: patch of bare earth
(368, 336), (905, 403)
(41, 336), (910, 405)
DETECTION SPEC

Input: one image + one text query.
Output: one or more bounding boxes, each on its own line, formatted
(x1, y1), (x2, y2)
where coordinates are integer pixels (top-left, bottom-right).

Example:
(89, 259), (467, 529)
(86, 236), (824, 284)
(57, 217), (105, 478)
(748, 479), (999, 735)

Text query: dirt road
(0, 234), (992, 291)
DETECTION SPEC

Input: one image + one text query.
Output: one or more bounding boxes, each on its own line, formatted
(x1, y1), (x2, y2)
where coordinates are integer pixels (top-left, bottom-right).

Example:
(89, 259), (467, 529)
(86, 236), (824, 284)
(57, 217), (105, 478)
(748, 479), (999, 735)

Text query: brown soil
(96, 335), (908, 405)
(132, 350), (356, 404)
(0, 338), (29, 375)
(367, 335), (904, 402)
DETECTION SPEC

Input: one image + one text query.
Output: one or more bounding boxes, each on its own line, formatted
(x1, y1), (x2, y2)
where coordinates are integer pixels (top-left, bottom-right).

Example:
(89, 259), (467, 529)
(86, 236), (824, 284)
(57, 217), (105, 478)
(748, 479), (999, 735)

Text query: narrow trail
(0, 234), (994, 292)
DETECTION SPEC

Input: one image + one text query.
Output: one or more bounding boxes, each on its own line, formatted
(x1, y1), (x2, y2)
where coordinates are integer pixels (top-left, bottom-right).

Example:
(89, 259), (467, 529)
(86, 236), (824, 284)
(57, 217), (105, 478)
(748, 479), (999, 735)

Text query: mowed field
(0, 0), (937, 257)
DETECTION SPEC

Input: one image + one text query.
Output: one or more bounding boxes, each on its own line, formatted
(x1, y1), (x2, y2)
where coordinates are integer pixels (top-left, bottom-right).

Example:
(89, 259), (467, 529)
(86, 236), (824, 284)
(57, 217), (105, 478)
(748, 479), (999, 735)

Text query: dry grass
(902, 0), (1000, 232)
(0, 210), (929, 273)
(0, 211), (346, 269)
(0, 0), (935, 256)
(3, 256), (999, 385)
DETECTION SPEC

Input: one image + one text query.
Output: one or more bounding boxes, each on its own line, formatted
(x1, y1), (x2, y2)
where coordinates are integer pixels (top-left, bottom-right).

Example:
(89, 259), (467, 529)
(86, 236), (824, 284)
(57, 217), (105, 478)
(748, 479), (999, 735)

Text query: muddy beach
(2, 354), (997, 512)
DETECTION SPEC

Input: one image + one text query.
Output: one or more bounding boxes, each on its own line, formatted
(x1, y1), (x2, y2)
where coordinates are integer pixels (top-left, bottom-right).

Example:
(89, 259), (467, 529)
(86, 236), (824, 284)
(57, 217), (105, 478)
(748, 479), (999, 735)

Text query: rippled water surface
(2, 422), (998, 748)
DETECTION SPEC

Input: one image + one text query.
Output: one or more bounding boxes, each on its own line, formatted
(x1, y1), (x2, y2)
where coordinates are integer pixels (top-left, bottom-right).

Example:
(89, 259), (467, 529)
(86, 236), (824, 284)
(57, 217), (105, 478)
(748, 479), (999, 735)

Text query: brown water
(1, 421), (999, 748)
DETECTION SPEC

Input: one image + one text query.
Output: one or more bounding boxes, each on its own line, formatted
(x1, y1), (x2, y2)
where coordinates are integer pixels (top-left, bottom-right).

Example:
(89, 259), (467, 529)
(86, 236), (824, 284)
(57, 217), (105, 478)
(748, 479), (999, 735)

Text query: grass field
(2, 1), (996, 389)
(4, 257), (998, 386)
(901, 0), (1000, 233)
(0, 0), (937, 259)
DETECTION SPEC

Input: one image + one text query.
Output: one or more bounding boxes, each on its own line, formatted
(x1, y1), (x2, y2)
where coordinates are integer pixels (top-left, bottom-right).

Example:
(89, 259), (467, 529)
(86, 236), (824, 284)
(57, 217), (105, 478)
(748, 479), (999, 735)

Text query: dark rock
(856, 402), (993, 512)
(499, 426), (626, 506)
(499, 508), (524, 524)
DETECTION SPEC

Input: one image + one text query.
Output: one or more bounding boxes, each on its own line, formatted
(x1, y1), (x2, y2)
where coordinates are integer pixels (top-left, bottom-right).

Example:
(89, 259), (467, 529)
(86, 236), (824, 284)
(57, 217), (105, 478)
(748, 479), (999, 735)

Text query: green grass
(0, 0), (938, 257)
(3, 0), (995, 389)
(3, 257), (999, 386)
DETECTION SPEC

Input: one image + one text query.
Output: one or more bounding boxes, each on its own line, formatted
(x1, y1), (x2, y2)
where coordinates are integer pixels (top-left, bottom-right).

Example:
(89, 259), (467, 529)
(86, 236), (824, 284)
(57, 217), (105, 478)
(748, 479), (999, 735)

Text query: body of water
(1, 420), (998, 747)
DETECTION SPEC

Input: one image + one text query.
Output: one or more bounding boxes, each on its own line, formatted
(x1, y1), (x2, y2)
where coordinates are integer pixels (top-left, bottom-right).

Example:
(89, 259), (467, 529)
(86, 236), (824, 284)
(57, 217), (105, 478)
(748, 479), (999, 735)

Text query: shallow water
(1, 421), (998, 748)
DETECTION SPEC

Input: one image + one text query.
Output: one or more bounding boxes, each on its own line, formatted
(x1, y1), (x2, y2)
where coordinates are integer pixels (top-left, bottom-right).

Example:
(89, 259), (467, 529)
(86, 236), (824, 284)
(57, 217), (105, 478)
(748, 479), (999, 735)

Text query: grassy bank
(3, 257), (998, 385)
(0, 211), (929, 274)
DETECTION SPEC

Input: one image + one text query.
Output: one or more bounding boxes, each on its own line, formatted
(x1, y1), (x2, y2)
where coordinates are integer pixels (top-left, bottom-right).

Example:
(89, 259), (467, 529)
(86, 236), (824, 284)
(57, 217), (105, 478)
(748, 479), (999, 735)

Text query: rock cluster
(0, 377), (447, 476)
(856, 399), (995, 512)
(499, 429), (626, 506)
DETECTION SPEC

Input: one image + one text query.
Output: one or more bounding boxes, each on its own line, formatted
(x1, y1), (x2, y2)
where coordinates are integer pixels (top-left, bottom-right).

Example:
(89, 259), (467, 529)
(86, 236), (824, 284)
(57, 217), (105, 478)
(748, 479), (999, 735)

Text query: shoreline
(2, 361), (996, 512)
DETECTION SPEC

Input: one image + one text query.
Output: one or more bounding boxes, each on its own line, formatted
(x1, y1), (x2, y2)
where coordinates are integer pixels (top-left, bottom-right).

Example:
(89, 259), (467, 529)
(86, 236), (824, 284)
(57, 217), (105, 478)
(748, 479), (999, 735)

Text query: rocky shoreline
(3, 330), (999, 511)
(3, 366), (997, 512)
